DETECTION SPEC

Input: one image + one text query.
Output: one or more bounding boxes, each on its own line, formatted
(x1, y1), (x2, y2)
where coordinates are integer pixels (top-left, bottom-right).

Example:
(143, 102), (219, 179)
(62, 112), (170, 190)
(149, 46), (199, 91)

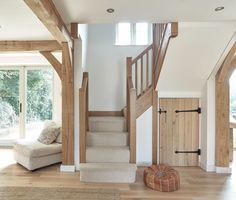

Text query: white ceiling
(0, 0), (52, 40)
(53, 0), (236, 24)
(158, 22), (236, 95)
(0, 0), (235, 40)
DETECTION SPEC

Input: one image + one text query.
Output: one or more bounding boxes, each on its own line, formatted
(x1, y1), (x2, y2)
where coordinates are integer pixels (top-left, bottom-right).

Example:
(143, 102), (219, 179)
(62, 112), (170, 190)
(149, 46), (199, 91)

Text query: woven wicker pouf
(143, 164), (180, 192)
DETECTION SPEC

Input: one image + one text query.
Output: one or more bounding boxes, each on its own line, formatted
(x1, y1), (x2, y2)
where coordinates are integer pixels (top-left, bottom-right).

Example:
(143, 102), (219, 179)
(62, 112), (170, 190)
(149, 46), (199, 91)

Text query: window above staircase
(115, 23), (152, 46)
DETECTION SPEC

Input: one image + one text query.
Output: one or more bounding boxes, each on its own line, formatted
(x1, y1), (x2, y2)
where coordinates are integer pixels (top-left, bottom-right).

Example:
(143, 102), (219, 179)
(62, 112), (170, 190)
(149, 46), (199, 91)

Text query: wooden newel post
(126, 57), (136, 163)
(79, 72), (89, 164)
(79, 87), (86, 163)
(129, 88), (136, 163)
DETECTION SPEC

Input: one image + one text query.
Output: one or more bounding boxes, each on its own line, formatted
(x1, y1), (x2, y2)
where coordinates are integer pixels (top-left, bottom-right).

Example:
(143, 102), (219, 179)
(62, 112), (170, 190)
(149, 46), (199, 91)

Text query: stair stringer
(136, 86), (153, 118)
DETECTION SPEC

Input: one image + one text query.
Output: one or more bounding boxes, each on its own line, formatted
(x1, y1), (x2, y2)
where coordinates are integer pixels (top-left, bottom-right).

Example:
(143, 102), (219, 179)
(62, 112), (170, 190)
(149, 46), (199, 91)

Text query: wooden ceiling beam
(40, 51), (62, 79)
(24, 0), (72, 46)
(0, 40), (61, 52)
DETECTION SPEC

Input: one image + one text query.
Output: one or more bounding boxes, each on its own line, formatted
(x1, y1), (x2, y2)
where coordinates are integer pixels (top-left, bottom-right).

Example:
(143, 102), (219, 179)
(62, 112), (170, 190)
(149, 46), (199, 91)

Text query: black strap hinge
(175, 149), (201, 155)
(175, 107), (201, 114)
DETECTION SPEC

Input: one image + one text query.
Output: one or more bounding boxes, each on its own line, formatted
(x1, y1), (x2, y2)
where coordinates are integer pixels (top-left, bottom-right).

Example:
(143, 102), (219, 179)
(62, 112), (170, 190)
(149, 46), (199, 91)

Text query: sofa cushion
(38, 122), (60, 145)
(14, 140), (62, 158)
(55, 127), (62, 144)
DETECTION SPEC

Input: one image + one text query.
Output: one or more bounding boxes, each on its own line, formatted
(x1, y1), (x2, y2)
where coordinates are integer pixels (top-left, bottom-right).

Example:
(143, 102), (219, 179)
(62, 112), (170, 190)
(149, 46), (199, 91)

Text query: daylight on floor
(0, 0), (236, 200)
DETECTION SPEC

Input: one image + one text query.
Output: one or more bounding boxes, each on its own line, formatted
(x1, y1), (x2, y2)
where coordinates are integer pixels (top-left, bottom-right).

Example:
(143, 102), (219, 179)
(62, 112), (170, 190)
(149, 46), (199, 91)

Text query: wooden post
(229, 128), (233, 162)
(79, 72), (89, 163)
(152, 89), (158, 164)
(215, 74), (230, 167)
(62, 42), (74, 165)
(79, 88), (86, 163)
(129, 88), (136, 163)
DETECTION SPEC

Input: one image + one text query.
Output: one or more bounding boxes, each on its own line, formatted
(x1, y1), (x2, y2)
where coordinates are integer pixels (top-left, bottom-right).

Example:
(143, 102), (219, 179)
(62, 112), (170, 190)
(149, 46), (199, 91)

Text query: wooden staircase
(79, 23), (178, 183)
(126, 23), (178, 164)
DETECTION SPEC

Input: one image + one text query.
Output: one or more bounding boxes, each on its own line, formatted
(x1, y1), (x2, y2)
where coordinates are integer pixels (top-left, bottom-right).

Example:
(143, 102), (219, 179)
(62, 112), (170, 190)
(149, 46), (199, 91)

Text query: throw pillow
(38, 123), (60, 145)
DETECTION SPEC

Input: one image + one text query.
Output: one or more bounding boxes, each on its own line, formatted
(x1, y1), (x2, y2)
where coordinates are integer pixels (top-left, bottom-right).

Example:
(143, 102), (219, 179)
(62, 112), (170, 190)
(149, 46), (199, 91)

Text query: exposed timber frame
(0, 41), (61, 52)
(0, 0), (77, 167)
(23, 0), (75, 166)
(24, 0), (72, 46)
(215, 42), (236, 168)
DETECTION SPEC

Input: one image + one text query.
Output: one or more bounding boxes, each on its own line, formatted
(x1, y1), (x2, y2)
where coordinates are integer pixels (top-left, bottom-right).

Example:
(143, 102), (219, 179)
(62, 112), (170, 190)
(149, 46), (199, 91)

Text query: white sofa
(14, 140), (62, 170)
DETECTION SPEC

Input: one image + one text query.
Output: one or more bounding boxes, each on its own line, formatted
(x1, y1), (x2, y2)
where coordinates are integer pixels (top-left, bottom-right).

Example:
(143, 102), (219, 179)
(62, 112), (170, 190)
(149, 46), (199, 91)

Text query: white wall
(87, 24), (147, 111)
(158, 22), (236, 96)
(136, 107), (152, 165)
(200, 78), (216, 172)
(78, 24), (89, 71)
(74, 24), (89, 169)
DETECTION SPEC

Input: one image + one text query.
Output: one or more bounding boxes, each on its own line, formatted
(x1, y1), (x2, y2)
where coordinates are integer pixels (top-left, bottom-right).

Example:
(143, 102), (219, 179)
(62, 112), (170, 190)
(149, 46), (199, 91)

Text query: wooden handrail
(131, 44), (153, 64)
(153, 23), (178, 87)
(79, 72), (89, 163)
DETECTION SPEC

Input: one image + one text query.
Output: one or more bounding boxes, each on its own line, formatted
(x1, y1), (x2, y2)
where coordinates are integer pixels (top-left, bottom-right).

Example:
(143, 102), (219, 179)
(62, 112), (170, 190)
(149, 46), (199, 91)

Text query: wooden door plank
(172, 98), (179, 166)
(184, 99), (193, 166)
(167, 98), (174, 165)
(159, 98), (167, 164)
(178, 98), (185, 166)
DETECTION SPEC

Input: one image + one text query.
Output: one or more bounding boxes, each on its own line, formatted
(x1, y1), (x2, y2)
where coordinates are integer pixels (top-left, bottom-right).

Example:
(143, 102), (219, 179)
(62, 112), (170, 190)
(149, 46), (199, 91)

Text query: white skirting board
(216, 167), (232, 174)
(200, 162), (216, 172)
(60, 165), (76, 172)
(136, 161), (152, 167)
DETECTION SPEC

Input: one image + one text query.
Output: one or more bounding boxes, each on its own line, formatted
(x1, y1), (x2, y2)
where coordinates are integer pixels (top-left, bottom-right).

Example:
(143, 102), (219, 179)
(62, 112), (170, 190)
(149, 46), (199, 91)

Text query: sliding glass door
(25, 68), (53, 139)
(0, 69), (20, 141)
(0, 67), (54, 144)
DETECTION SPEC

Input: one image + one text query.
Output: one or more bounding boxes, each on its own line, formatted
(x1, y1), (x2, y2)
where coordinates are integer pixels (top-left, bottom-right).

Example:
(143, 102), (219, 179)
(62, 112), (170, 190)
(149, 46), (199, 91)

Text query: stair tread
(80, 163), (137, 171)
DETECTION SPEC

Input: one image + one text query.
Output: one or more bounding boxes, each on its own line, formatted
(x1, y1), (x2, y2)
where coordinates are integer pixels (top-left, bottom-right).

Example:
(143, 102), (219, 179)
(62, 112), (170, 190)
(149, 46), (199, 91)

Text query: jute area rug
(0, 187), (120, 200)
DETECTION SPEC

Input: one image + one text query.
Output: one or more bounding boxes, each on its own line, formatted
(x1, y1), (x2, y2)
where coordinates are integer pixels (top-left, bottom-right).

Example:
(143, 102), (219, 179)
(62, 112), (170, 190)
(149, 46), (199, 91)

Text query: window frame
(115, 22), (152, 46)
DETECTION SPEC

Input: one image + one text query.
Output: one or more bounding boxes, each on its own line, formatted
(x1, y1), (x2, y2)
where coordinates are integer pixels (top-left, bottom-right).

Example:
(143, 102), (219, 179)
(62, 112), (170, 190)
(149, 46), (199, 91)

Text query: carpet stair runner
(79, 116), (137, 183)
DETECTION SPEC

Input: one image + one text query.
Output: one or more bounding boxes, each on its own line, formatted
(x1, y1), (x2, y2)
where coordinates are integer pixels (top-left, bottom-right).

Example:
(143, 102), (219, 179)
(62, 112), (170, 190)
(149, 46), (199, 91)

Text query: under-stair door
(159, 98), (200, 166)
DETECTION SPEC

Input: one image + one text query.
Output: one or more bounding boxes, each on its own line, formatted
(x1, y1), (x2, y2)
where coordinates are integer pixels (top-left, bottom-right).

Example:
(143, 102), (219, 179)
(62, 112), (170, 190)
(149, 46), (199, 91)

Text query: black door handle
(158, 108), (167, 114)
(20, 103), (22, 113)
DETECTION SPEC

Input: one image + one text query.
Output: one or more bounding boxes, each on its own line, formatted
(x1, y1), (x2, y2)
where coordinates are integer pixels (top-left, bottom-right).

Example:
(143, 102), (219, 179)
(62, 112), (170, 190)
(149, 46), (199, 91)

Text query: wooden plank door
(159, 98), (199, 166)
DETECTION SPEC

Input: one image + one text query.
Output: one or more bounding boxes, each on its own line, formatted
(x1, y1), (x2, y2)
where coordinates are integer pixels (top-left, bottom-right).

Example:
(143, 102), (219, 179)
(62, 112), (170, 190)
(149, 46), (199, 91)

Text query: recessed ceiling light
(215, 6), (224, 11)
(106, 8), (115, 13)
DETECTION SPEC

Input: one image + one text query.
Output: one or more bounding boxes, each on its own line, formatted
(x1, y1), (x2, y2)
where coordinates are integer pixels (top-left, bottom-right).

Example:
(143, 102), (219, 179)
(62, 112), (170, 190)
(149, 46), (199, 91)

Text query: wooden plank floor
(0, 149), (236, 200)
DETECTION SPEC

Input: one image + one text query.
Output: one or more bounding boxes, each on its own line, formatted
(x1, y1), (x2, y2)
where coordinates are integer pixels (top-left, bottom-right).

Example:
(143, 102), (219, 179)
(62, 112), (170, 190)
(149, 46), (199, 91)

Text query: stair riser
(86, 148), (130, 163)
(80, 170), (136, 183)
(89, 120), (127, 132)
(86, 132), (128, 147)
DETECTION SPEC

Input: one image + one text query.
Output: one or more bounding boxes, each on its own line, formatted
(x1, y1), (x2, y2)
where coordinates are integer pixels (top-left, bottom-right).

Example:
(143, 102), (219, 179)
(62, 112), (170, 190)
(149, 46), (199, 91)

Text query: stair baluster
(79, 72), (89, 163)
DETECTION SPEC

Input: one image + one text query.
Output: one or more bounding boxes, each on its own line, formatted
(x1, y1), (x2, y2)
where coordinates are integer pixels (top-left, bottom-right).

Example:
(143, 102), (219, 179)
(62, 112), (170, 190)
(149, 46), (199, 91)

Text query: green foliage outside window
(0, 69), (53, 129)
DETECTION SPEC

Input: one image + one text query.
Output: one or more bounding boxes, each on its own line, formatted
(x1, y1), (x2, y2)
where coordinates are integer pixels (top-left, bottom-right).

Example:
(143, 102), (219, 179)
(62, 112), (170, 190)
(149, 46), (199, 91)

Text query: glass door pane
(0, 70), (20, 140)
(25, 68), (53, 139)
